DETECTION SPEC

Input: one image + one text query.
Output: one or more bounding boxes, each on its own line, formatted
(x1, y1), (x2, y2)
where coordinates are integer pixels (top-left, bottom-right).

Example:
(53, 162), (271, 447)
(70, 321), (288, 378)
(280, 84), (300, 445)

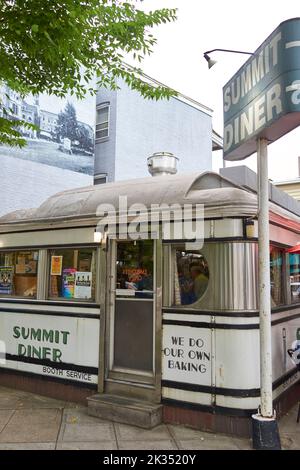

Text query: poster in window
(74, 272), (92, 299)
(62, 268), (76, 299)
(0, 267), (13, 295)
(16, 260), (37, 274)
(51, 256), (63, 276)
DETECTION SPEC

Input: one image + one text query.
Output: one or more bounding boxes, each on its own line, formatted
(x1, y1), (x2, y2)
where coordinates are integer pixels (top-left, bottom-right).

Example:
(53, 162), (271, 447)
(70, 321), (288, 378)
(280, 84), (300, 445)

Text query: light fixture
(204, 53), (217, 69)
(94, 229), (103, 243)
(244, 218), (255, 239)
(203, 48), (254, 69)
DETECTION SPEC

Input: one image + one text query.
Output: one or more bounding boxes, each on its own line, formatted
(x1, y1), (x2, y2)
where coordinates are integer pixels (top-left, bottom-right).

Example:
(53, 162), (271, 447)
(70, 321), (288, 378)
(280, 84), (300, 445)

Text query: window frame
(288, 251), (300, 305)
(47, 246), (98, 303)
(94, 173), (108, 185)
(0, 249), (40, 300)
(270, 244), (287, 308)
(95, 103), (110, 141)
(164, 243), (210, 309)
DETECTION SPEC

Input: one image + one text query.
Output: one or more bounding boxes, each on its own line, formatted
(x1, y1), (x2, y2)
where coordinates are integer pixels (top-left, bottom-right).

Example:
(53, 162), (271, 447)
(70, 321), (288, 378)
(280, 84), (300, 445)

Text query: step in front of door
(87, 394), (162, 429)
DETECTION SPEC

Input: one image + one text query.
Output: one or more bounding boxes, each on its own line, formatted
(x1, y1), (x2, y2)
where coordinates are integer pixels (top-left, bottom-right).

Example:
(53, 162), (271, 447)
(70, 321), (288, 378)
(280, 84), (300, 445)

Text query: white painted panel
(0, 227), (95, 248)
(0, 312), (99, 385)
(214, 219), (244, 238)
(215, 329), (260, 389)
(215, 395), (260, 410)
(272, 317), (300, 381)
(162, 387), (212, 406)
(162, 324), (211, 387)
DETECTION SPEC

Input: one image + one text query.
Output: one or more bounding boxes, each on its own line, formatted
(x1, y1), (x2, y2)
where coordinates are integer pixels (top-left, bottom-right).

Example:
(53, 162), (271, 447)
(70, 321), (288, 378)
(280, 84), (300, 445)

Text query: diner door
(106, 239), (159, 400)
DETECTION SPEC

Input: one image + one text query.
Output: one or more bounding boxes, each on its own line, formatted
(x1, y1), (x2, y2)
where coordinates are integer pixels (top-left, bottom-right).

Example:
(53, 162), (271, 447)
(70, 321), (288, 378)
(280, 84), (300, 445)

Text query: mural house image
(0, 84), (95, 216)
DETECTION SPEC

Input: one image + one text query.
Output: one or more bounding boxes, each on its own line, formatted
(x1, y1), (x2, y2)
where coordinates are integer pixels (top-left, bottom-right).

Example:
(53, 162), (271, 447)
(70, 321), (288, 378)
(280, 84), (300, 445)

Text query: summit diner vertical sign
(223, 18), (300, 161)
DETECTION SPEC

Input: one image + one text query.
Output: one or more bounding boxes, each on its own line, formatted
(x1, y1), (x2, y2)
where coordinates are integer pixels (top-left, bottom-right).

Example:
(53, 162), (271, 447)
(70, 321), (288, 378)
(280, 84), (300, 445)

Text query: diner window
(289, 253), (300, 304)
(270, 246), (285, 306)
(96, 104), (110, 140)
(116, 240), (153, 299)
(172, 247), (209, 306)
(0, 250), (39, 298)
(48, 248), (96, 301)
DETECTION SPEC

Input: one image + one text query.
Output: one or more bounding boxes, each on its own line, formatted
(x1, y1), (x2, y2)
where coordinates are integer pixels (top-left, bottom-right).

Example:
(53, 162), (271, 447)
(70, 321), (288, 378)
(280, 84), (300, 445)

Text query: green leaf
(0, 1), (177, 148)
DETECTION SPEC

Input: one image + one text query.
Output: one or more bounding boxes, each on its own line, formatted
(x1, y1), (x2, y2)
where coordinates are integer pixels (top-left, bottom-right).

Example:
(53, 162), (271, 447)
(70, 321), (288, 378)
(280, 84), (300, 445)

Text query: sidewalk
(0, 386), (298, 450)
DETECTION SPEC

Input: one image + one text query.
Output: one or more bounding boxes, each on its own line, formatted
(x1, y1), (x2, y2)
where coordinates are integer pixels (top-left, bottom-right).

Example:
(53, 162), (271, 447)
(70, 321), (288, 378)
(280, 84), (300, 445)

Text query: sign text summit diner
(223, 18), (300, 161)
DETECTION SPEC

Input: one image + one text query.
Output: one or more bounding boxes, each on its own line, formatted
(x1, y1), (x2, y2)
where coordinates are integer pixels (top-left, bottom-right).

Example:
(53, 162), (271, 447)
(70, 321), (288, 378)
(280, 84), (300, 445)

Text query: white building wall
(0, 155), (92, 216)
(95, 79), (213, 182)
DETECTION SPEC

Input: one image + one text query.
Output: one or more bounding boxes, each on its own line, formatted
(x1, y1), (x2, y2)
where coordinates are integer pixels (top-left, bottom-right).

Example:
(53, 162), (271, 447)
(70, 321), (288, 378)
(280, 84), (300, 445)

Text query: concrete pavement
(0, 386), (298, 450)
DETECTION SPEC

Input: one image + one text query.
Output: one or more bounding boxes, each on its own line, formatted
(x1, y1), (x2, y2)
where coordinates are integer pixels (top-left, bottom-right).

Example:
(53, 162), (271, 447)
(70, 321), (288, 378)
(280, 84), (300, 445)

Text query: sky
(134, 0), (300, 182)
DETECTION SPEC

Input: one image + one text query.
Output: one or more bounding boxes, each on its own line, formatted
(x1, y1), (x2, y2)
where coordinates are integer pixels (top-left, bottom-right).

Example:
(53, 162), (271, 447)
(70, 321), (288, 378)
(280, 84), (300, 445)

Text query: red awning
(286, 244), (300, 254)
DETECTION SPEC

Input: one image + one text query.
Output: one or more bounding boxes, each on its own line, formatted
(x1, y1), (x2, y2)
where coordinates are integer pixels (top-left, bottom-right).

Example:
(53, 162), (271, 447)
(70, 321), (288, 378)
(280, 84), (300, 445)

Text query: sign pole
(257, 137), (273, 417)
(252, 137), (281, 449)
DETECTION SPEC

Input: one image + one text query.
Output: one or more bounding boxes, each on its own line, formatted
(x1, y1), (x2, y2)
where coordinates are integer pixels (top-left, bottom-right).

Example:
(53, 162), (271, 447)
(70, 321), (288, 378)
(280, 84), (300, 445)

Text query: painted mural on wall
(0, 84), (95, 176)
(0, 84), (96, 217)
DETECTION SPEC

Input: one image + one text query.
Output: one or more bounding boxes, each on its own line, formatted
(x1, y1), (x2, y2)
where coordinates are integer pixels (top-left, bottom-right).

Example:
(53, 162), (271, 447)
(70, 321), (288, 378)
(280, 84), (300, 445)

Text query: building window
(0, 250), (39, 298)
(96, 104), (110, 140)
(48, 248), (96, 301)
(11, 103), (18, 115)
(94, 174), (107, 185)
(172, 246), (209, 306)
(270, 246), (285, 306)
(289, 253), (300, 303)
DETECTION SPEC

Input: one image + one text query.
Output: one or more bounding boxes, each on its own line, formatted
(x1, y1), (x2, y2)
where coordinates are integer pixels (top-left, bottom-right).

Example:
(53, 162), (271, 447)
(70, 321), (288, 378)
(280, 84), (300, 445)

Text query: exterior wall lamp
(203, 48), (254, 69)
(94, 229), (107, 245)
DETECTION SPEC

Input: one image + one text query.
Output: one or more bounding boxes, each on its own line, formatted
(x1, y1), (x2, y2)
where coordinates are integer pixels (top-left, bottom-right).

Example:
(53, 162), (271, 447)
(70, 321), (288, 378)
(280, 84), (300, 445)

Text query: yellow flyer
(50, 256), (63, 276)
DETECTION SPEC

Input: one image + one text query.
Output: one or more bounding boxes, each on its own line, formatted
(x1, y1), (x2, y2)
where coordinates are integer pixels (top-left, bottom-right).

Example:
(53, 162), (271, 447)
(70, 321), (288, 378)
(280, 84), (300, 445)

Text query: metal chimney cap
(147, 152), (179, 177)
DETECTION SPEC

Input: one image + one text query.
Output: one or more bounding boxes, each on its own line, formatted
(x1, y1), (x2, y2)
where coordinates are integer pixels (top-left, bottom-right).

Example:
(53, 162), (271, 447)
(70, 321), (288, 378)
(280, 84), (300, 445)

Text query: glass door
(108, 239), (155, 382)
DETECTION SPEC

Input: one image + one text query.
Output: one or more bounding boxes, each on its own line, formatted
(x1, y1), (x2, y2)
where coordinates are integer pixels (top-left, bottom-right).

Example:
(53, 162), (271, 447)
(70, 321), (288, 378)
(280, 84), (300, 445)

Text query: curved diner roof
(0, 171), (299, 231)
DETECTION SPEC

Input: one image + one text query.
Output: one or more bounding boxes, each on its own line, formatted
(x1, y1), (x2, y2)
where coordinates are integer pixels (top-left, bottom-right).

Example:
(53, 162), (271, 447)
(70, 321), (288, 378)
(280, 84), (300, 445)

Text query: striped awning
(287, 244), (300, 254)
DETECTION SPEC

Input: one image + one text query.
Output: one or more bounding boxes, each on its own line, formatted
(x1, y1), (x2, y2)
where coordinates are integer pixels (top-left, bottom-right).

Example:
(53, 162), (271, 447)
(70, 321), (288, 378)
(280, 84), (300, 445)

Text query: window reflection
(49, 248), (96, 301)
(290, 253), (300, 303)
(173, 248), (209, 306)
(116, 240), (153, 298)
(270, 246), (284, 306)
(0, 250), (38, 298)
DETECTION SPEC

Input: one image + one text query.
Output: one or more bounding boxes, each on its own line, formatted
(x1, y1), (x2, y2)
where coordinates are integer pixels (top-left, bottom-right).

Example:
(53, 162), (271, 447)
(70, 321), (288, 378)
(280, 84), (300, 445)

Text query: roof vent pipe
(147, 152), (179, 177)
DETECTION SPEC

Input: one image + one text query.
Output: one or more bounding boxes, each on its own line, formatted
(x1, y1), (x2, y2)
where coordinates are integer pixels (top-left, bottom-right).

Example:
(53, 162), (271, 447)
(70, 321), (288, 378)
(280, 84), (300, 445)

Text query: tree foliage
(0, 0), (177, 147)
(56, 102), (78, 144)
(56, 102), (94, 154)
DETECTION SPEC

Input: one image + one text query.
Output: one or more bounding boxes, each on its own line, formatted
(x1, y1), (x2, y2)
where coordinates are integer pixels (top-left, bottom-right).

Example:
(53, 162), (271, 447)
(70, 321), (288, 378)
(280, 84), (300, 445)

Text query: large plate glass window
(169, 245), (209, 306)
(0, 250), (39, 298)
(48, 248), (96, 301)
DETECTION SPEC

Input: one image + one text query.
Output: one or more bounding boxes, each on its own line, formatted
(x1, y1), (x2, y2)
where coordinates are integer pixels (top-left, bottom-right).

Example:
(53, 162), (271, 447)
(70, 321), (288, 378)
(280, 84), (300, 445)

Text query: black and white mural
(0, 84), (95, 216)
